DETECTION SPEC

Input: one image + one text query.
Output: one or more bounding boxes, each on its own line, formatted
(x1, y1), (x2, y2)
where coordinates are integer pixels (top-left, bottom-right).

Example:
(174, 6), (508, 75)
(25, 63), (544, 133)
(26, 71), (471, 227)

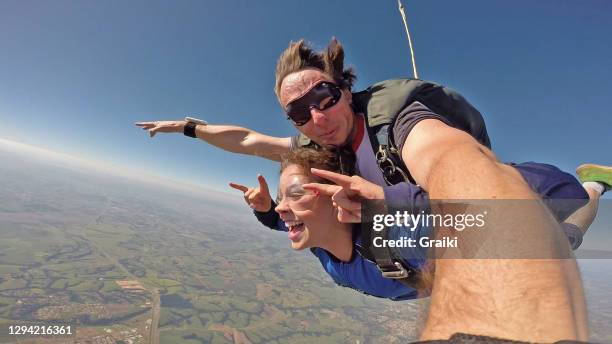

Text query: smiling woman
(272, 147), (430, 301)
(275, 149), (346, 252)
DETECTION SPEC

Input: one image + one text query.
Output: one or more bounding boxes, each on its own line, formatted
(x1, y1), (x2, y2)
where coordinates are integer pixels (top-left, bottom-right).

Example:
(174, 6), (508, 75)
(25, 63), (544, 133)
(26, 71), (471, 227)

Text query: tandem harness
(360, 121), (422, 288)
(298, 78), (491, 289)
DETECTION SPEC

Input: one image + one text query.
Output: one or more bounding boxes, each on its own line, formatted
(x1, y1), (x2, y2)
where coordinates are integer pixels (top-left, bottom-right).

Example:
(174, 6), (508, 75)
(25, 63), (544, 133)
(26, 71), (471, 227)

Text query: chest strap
(356, 225), (422, 289)
(359, 121), (422, 288)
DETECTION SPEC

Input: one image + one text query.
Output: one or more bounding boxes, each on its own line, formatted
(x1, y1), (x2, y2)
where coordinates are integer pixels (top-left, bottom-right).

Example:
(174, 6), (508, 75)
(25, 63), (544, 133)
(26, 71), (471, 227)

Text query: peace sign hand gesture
(303, 168), (385, 223)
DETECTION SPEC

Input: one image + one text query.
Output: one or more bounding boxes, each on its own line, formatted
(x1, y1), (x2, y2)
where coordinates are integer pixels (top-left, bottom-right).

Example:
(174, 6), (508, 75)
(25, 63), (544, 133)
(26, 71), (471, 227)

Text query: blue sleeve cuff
(276, 217), (288, 232)
(382, 182), (429, 211)
(254, 201), (286, 231)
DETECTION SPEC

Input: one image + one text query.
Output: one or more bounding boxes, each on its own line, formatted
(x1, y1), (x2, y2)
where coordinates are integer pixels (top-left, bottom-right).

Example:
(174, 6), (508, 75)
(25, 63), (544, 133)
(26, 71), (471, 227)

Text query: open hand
(134, 120), (186, 138)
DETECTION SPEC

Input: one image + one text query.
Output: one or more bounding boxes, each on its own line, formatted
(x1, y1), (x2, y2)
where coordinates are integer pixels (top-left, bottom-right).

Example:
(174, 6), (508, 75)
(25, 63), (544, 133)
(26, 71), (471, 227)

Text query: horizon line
(0, 137), (242, 204)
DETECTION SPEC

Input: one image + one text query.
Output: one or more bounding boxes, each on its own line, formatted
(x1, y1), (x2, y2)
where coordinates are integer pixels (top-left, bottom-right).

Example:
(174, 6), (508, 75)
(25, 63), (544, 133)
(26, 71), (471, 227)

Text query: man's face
(279, 69), (355, 147)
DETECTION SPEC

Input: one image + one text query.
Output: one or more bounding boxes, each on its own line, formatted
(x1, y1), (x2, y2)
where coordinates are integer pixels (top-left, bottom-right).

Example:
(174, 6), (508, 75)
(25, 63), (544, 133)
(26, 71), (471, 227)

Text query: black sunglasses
(285, 82), (342, 126)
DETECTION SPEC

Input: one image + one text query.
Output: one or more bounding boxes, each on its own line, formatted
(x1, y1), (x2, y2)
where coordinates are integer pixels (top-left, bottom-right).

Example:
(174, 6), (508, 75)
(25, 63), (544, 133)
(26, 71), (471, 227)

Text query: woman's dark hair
(280, 146), (355, 179)
(280, 147), (338, 177)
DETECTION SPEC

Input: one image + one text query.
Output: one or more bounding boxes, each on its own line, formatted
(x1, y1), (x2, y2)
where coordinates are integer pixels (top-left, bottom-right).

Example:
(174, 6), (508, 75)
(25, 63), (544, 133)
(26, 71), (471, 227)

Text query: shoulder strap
(356, 79), (426, 186)
(357, 80), (425, 287)
(353, 78), (428, 128)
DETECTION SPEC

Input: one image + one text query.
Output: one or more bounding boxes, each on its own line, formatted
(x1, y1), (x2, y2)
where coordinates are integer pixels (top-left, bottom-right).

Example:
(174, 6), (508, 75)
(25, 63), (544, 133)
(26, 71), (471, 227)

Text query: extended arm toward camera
(403, 119), (588, 342)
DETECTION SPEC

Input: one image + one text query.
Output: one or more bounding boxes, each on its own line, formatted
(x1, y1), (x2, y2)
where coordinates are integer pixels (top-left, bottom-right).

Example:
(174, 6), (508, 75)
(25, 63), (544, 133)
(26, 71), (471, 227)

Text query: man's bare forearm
(421, 143), (588, 341)
(135, 120), (291, 161)
(194, 124), (290, 162)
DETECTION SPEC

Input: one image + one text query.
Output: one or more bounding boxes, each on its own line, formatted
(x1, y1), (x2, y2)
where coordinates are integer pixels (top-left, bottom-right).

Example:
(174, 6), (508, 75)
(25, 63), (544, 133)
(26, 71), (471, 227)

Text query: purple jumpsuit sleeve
(253, 201), (288, 232)
(382, 182), (429, 212)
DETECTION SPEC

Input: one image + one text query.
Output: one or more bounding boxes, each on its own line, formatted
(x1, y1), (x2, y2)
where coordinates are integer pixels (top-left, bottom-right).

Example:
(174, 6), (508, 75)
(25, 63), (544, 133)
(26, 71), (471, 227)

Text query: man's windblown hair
(274, 38), (357, 99)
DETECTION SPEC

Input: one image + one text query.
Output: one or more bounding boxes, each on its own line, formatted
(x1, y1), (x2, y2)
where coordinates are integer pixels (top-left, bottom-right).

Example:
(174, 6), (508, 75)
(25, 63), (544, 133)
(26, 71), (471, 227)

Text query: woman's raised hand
(229, 174), (273, 212)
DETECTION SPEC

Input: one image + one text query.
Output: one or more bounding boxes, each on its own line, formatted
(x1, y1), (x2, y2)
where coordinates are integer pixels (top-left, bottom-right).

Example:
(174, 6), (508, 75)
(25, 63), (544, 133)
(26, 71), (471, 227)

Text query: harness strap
(359, 119), (422, 288)
(370, 124), (415, 185)
(355, 225), (422, 289)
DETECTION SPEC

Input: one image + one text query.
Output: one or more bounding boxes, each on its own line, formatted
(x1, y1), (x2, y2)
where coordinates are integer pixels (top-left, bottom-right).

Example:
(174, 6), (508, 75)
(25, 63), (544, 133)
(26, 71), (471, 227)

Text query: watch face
(185, 117), (207, 125)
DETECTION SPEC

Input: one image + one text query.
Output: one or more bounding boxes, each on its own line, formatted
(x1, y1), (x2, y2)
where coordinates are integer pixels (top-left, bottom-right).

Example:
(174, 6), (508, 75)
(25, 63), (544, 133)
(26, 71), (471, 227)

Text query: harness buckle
(377, 145), (411, 185)
(378, 261), (410, 279)
(376, 146), (388, 163)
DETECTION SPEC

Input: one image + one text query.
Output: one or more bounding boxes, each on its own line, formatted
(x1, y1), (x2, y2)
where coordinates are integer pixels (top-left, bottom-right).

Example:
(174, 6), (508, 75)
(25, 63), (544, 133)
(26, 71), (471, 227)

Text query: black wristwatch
(183, 122), (198, 138)
(183, 116), (207, 138)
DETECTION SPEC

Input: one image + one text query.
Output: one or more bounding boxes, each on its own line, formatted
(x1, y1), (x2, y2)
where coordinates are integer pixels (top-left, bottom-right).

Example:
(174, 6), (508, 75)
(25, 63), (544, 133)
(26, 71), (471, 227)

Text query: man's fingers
(257, 174), (270, 195)
(134, 121), (157, 136)
(331, 189), (361, 223)
(337, 207), (361, 223)
(311, 168), (353, 188)
(148, 126), (160, 137)
(303, 183), (341, 197)
(229, 183), (249, 193)
(135, 122), (158, 133)
(332, 192), (361, 213)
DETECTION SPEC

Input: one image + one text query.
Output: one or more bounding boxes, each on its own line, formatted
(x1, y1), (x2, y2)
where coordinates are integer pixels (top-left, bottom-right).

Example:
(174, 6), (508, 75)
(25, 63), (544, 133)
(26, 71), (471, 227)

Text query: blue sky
(1, 0), (611, 194)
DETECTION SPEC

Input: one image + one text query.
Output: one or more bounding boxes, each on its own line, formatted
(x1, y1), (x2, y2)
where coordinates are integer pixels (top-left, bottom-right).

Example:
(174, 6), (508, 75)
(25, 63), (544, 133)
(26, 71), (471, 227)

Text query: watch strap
(183, 122), (198, 138)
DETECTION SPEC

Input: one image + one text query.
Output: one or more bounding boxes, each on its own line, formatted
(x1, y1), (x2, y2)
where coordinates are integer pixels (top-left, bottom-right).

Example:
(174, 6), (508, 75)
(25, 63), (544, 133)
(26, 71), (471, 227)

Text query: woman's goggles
(285, 82), (342, 126)
(276, 175), (318, 211)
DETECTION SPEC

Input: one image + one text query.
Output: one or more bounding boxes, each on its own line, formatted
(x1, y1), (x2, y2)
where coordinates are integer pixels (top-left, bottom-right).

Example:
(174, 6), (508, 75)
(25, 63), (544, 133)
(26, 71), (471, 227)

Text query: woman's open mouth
(285, 221), (305, 242)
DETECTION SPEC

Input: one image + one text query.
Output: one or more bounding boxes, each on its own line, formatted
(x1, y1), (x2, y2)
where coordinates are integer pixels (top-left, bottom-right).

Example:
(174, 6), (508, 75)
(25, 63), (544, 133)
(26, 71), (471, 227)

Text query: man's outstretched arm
(135, 120), (291, 162)
(401, 120), (588, 341)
